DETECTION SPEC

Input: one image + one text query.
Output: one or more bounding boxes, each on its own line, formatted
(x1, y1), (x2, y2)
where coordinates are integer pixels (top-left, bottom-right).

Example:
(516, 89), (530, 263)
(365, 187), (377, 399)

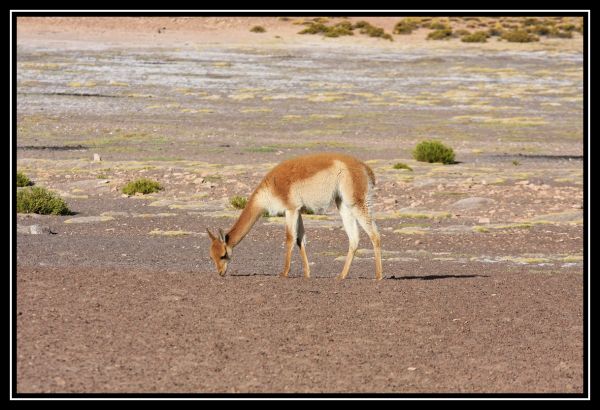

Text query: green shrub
(299, 20), (391, 40)
(392, 162), (413, 171)
(122, 178), (163, 195)
(355, 21), (393, 40)
(394, 18), (419, 34)
(16, 171), (33, 187)
(230, 195), (248, 210)
(461, 31), (489, 42)
(324, 22), (354, 37)
(250, 26), (266, 33)
(299, 23), (328, 34)
(454, 29), (471, 36)
(427, 28), (453, 40)
(17, 186), (71, 215)
(501, 30), (539, 42)
(413, 140), (455, 164)
(429, 21), (451, 30)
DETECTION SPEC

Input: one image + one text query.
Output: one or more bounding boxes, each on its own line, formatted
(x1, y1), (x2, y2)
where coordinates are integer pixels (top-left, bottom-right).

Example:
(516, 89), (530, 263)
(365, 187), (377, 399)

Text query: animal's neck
(226, 195), (264, 248)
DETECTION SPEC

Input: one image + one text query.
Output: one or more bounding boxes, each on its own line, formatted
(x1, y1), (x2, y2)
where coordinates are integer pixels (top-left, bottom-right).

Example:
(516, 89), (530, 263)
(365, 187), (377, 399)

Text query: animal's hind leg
(353, 206), (383, 280)
(296, 214), (311, 278)
(280, 209), (298, 278)
(337, 204), (360, 280)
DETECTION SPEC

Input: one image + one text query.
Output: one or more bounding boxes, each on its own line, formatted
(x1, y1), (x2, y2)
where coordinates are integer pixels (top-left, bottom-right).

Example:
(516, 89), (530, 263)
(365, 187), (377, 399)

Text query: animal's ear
(218, 228), (226, 242)
(206, 228), (217, 241)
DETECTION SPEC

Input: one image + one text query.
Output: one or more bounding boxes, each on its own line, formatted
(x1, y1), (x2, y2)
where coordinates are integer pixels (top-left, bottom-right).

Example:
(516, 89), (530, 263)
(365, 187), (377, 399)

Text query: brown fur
(207, 153), (382, 279)
(259, 153), (374, 208)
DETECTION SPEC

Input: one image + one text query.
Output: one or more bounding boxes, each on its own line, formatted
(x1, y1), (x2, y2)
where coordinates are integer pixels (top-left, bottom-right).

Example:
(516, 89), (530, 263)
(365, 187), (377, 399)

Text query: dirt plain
(14, 16), (585, 395)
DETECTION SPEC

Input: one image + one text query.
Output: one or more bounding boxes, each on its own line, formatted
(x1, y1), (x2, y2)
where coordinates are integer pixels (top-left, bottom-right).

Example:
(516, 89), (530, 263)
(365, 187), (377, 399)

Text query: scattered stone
(478, 217), (491, 224)
(450, 197), (497, 211)
(93, 153), (101, 162)
(415, 240), (422, 245)
(516, 180), (530, 185)
(100, 211), (129, 218)
(17, 224), (56, 234)
(64, 216), (115, 224)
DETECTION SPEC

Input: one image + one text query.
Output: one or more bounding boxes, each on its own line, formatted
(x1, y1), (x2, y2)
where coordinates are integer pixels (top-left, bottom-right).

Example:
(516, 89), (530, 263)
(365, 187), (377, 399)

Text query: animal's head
(207, 228), (232, 276)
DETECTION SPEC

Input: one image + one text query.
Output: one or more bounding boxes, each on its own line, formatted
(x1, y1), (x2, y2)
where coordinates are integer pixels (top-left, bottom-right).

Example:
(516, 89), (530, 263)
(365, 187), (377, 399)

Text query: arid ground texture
(15, 17), (584, 394)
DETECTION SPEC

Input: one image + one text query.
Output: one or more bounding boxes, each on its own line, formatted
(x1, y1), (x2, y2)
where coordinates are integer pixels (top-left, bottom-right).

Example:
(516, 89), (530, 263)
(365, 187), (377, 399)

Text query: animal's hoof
(279, 272), (289, 278)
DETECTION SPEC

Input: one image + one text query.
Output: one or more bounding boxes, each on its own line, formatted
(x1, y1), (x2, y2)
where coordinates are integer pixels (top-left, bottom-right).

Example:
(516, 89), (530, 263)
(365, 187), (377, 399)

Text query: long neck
(226, 194), (264, 248)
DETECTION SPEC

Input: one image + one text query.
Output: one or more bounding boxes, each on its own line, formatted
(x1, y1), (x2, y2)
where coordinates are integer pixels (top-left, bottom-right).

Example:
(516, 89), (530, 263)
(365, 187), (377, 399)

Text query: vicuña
(207, 153), (383, 280)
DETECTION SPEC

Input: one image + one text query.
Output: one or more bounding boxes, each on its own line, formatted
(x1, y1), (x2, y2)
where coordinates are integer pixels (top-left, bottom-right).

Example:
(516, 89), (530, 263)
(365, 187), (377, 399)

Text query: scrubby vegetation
(122, 178), (163, 195)
(17, 186), (71, 215)
(461, 31), (489, 42)
(427, 28), (453, 40)
(413, 140), (456, 164)
(250, 26), (266, 33)
(501, 30), (539, 43)
(16, 171), (33, 187)
(299, 20), (392, 40)
(294, 16), (581, 44)
(392, 162), (413, 171)
(230, 195), (248, 210)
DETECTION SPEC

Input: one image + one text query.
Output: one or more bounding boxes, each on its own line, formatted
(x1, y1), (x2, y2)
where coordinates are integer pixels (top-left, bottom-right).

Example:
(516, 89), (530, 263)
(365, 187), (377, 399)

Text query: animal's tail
(364, 163), (376, 186)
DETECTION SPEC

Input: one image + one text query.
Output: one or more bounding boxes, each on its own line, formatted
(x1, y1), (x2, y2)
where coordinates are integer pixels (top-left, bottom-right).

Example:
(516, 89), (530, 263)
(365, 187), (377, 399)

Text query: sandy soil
(14, 16), (585, 395)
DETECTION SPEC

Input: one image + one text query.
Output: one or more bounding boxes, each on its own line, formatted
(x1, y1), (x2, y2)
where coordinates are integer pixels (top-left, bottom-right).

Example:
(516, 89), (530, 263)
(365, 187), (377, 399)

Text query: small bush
(122, 178), (163, 195)
(301, 206), (315, 215)
(413, 140), (455, 164)
(427, 28), (453, 40)
(324, 22), (354, 37)
(230, 195), (248, 210)
(16, 172), (33, 187)
(299, 22), (329, 35)
(461, 31), (489, 42)
(501, 30), (539, 42)
(428, 20), (451, 30)
(17, 186), (71, 215)
(250, 26), (266, 33)
(454, 29), (471, 36)
(355, 21), (393, 41)
(394, 18), (419, 34)
(392, 162), (413, 171)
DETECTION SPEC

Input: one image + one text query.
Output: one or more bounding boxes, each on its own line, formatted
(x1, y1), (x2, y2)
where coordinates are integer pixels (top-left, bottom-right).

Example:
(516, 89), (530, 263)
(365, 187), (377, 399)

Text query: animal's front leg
(280, 226), (294, 278)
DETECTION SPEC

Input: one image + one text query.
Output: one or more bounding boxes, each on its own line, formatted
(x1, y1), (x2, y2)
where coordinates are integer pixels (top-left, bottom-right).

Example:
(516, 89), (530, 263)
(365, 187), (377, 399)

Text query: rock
(414, 240), (422, 245)
(450, 197), (497, 211)
(478, 217), (491, 224)
(192, 178), (205, 185)
(93, 153), (101, 162)
(64, 216), (115, 224)
(17, 224), (55, 234)
(516, 180), (530, 185)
